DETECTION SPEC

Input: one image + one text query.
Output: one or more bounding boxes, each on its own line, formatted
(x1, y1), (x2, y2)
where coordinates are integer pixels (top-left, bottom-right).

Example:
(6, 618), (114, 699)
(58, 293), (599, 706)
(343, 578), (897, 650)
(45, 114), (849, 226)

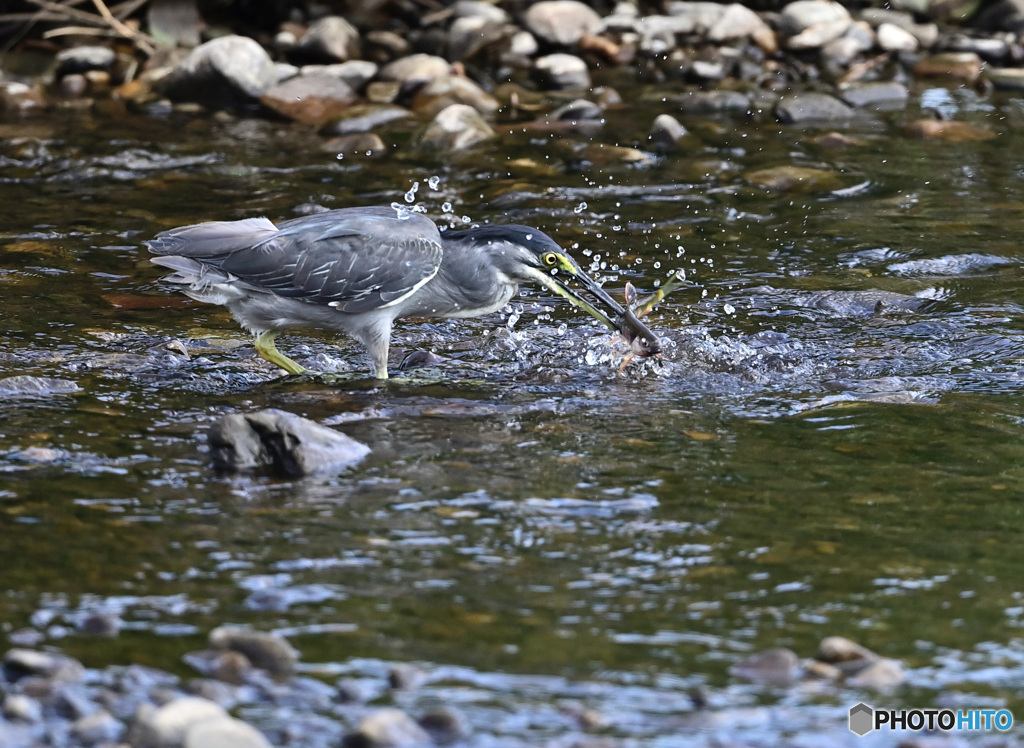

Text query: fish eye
(542, 252), (558, 266)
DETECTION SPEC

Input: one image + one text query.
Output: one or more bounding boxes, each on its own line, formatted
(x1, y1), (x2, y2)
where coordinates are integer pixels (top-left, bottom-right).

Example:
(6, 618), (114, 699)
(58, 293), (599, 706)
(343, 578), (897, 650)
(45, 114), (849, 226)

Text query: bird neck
(407, 235), (518, 319)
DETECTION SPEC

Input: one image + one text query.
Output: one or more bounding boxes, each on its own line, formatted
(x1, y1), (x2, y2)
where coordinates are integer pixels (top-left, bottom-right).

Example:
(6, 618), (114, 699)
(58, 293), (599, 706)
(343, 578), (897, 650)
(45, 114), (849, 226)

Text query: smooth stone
(675, 89), (751, 114)
(208, 410), (371, 477)
(839, 81), (909, 109)
(2, 694), (42, 723)
(532, 53), (591, 90)
(417, 103), (495, 151)
(663, 1), (727, 33)
(160, 35), (276, 106)
(388, 663), (427, 690)
(3, 648), (84, 681)
(259, 73), (358, 126)
(320, 104), (411, 135)
(946, 33), (1010, 60)
(745, 165), (842, 192)
(418, 706), (471, 743)
(409, 74), (499, 118)
(775, 92), (855, 123)
(0, 375), (80, 398)
(342, 708), (432, 748)
(56, 45), (116, 75)
(820, 36), (866, 67)
(71, 710), (124, 745)
(184, 717), (272, 748)
(77, 612), (121, 637)
(904, 120), (996, 142)
(448, 15), (507, 61)
(817, 635), (878, 664)
(913, 52), (983, 83)
(846, 658), (906, 690)
(550, 98), (603, 121)
(786, 18), (852, 49)
(780, 0), (851, 35)
(800, 290), (927, 315)
(706, 4), (774, 46)
(377, 54), (452, 85)
(365, 30), (410, 59)
(293, 16), (361, 63)
(129, 697), (228, 748)
(453, 0), (510, 23)
(988, 67), (1024, 91)
(649, 113), (689, 147)
(300, 61), (379, 91)
(522, 0), (602, 46)
(876, 22), (918, 52)
(208, 627), (298, 677)
(729, 648), (801, 685)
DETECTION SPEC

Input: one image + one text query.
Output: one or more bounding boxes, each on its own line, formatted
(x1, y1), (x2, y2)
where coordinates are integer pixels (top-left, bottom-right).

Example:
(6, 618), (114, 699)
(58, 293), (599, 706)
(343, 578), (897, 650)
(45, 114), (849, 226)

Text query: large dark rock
(160, 35), (276, 108)
(208, 409), (370, 476)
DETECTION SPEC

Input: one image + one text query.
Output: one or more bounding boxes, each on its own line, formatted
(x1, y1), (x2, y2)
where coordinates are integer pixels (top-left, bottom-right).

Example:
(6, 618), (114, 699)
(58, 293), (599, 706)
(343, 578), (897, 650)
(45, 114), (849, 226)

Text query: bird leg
(254, 331), (312, 376)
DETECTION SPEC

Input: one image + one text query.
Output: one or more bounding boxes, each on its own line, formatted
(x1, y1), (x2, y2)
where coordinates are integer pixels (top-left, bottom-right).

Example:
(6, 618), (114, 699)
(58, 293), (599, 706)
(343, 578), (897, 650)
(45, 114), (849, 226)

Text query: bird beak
(530, 263), (626, 332)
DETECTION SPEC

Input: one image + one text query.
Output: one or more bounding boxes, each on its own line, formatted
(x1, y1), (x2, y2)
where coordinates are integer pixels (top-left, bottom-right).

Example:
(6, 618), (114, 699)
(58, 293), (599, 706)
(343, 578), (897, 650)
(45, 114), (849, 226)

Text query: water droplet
(335, 153), (343, 160)
(461, 215), (471, 224)
(574, 202), (587, 214)
(724, 303), (735, 315)
(404, 182), (419, 203)
(442, 202), (453, 213)
(427, 176), (441, 190)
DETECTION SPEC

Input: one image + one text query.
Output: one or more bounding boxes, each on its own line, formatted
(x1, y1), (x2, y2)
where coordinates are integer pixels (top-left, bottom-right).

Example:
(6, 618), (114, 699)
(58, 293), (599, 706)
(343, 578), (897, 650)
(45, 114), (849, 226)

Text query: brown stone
(260, 73), (358, 126)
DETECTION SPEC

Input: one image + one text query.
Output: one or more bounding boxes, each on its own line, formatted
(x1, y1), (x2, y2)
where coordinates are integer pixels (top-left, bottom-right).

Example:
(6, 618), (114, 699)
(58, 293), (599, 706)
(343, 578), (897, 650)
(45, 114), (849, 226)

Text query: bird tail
(146, 217), (279, 257)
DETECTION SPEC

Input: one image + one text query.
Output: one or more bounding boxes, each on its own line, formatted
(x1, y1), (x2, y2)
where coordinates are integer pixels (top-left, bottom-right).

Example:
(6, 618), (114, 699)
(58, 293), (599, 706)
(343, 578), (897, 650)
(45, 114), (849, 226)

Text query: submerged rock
(0, 375), (79, 398)
(208, 409), (370, 477)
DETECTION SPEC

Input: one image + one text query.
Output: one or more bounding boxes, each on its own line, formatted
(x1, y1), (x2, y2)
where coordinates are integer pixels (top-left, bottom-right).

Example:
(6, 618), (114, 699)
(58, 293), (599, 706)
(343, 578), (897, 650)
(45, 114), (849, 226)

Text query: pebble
(775, 92), (855, 123)
(533, 53), (591, 90)
(56, 45), (117, 76)
(208, 410), (370, 477)
(343, 708), (432, 748)
(845, 658), (907, 689)
(649, 113), (689, 147)
(409, 74), (499, 118)
(876, 22), (919, 51)
(71, 710), (124, 745)
(183, 716), (273, 748)
(377, 54), (452, 85)
(417, 103), (496, 151)
(729, 648), (801, 686)
(160, 35), (277, 106)
(0, 375), (80, 398)
(388, 663), (428, 690)
(3, 694), (42, 723)
(260, 73), (359, 125)
(3, 648), (85, 681)
(522, 0), (603, 47)
(839, 81), (909, 109)
(913, 51), (984, 83)
(293, 16), (361, 63)
(208, 626), (298, 677)
(129, 697), (229, 748)
(418, 706), (471, 743)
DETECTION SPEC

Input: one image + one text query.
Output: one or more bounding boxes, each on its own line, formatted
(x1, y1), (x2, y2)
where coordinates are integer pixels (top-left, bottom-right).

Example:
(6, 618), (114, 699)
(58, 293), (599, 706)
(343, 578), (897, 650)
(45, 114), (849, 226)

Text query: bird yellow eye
(542, 252), (558, 267)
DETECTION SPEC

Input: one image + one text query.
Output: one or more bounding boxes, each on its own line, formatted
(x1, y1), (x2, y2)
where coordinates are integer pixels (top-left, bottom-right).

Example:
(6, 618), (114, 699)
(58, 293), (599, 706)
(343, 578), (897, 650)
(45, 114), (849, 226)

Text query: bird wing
(150, 207), (444, 314)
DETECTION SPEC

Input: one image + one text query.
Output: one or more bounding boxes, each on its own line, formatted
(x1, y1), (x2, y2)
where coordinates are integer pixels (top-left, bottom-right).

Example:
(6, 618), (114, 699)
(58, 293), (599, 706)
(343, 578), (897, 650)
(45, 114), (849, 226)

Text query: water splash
(427, 175), (441, 190)
(404, 181), (419, 203)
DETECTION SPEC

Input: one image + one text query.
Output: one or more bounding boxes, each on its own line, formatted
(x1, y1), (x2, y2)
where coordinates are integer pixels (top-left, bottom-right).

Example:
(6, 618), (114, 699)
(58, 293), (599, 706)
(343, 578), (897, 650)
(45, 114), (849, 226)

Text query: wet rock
(365, 30), (411, 60)
(183, 648), (251, 685)
(675, 90), (751, 114)
(260, 73), (359, 126)
(343, 708), (432, 748)
(3, 694), (42, 723)
(417, 103), (495, 151)
(208, 409), (371, 477)
(293, 16), (361, 63)
(746, 165), (842, 192)
(56, 46), (117, 76)
(71, 710), (124, 745)
(320, 104), (409, 136)
(522, 1), (602, 47)
(3, 648), (84, 681)
(663, 2), (726, 33)
(418, 706), (470, 743)
(160, 35), (276, 107)
(183, 717), (272, 748)
(409, 75), (499, 118)
(846, 658), (906, 690)
(707, 4), (775, 49)
(913, 52), (983, 83)
(0, 375), (79, 398)
(301, 61), (379, 91)
(322, 133), (388, 157)
(7, 629), (44, 648)
(800, 290), (928, 315)
(129, 697), (228, 748)
(730, 648), (801, 686)
(775, 92), (855, 124)
(54, 683), (99, 720)
(876, 22), (918, 52)
(839, 81), (909, 109)
(817, 635), (877, 665)
(904, 119), (996, 142)
(780, 0), (851, 36)
(550, 98), (603, 121)
(78, 612), (121, 637)
(378, 54), (452, 86)
(988, 67), (1024, 91)
(449, 15), (507, 61)
(533, 53), (591, 90)
(208, 626), (298, 677)
(888, 253), (1013, 275)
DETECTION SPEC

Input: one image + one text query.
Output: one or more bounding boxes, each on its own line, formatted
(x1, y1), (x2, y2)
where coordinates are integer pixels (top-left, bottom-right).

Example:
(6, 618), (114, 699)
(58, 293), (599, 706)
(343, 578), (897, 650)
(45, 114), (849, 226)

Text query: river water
(1, 79), (1024, 745)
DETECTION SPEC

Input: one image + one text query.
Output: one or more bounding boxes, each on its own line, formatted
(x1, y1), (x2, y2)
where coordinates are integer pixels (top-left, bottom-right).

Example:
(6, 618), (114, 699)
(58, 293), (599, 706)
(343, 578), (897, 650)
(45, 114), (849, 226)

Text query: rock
(448, 15), (507, 61)
(786, 18), (852, 49)
(365, 30), (410, 59)
(129, 697), (228, 748)
(293, 16), (361, 63)
(260, 73), (359, 126)
(320, 104), (411, 136)
(775, 92), (855, 124)
(160, 36), (276, 107)
(184, 717), (272, 748)
(876, 22), (918, 52)
(533, 53), (591, 90)
(3, 694), (42, 723)
(745, 165), (842, 192)
(663, 1), (726, 33)
(846, 658), (906, 690)
(56, 46), (117, 76)
(839, 81), (909, 109)
(417, 103), (496, 151)
(147, 0), (202, 47)
(988, 67), (1024, 91)
(707, 4), (774, 46)
(522, 0), (603, 47)
(343, 708), (432, 748)
(208, 409), (371, 477)
(208, 627), (298, 677)
(649, 113), (689, 148)
(3, 648), (84, 681)
(78, 612), (121, 637)
(817, 635), (878, 664)
(71, 710), (124, 745)
(730, 648), (801, 686)
(780, 0), (851, 35)
(675, 90), (751, 114)
(378, 54), (452, 86)
(322, 133), (388, 157)
(454, 0), (510, 24)
(0, 375), (80, 398)
(388, 663), (427, 690)
(409, 75), (499, 118)
(913, 52), (983, 83)
(549, 98), (603, 121)
(905, 120), (996, 142)
(300, 61), (379, 91)
(418, 706), (470, 743)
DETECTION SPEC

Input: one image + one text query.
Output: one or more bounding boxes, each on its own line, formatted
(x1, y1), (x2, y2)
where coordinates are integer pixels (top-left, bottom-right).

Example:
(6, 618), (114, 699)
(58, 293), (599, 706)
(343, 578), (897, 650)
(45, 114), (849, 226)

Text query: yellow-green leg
(254, 331), (311, 375)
